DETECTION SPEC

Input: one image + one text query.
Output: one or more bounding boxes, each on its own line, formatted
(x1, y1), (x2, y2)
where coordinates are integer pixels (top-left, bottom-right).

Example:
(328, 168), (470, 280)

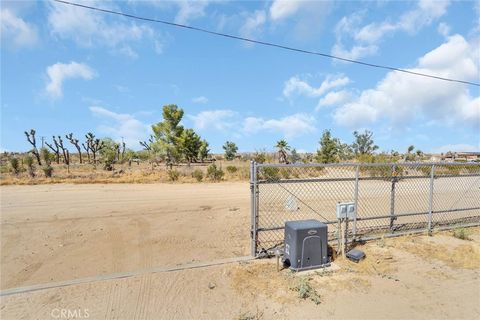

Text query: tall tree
(352, 130), (378, 155)
(85, 132), (104, 163)
(275, 139), (290, 164)
(223, 141), (238, 160)
(198, 139), (210, 162)
(178, 128), (202, 164)
(316, 130), (339, 163)
(56, 136), (70, 165)
(24, 129), (42, 165)
(66, 133), (82, 163)
(151, 105), (185, 164)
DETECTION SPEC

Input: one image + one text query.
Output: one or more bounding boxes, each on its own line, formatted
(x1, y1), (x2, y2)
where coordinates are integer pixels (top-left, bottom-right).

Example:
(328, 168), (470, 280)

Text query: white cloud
(192, 96), (209, 104)
(269, 0), (303, 21)
(283, 75), (350, 99)
(89, 106), (150, 147)
(316, 90), (352, 109)
(239, 10), (266, 39)
(45, 62), (96, 99)
(333, 34), (480, 130)
(174, 1), (210, 24)
(0, 8), (38, 48)
(437, 22), (451, 37)
(188, 110), (237, 131)
(332, 0), (451, 60)
(47, 1), (161, 57)
(243, 113), (316, 139)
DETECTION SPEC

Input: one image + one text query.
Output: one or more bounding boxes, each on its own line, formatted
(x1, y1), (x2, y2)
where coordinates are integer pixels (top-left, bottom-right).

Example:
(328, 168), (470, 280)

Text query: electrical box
(283, 219), (329, 271)
(336, 202), (356, 220)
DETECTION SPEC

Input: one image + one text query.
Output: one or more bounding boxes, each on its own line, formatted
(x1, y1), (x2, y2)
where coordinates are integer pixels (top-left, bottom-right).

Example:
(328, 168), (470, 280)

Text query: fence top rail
(254, 161), (480, 168)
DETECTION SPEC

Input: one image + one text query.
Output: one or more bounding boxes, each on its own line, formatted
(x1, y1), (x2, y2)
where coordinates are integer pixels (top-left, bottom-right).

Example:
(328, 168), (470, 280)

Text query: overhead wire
(53, 0), (480, 87)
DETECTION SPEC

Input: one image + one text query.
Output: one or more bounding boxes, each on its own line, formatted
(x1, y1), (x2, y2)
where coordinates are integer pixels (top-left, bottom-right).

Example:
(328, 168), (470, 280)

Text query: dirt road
(1, 184), (479, 320)
(0, 183), (251, 289)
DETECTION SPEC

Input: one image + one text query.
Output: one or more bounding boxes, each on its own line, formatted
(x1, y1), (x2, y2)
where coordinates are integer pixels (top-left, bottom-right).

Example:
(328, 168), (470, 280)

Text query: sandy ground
(0, 183), (251, 289)
(1, 184), (479, 320)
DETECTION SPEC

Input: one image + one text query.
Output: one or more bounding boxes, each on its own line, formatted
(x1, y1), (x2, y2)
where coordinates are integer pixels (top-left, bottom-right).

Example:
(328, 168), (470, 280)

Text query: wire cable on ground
(53, 0), (479, 87)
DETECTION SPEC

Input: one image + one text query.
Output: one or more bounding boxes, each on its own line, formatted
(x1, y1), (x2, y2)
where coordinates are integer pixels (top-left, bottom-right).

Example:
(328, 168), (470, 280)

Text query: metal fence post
(390, 164), (397, 232)
(353, 165), (360, 239)
(428, 164), (435, 235)
(250, 161), (258, 257)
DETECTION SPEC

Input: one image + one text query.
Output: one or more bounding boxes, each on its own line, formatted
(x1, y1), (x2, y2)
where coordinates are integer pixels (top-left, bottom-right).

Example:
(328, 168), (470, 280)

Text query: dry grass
(0, 160), (252, 185)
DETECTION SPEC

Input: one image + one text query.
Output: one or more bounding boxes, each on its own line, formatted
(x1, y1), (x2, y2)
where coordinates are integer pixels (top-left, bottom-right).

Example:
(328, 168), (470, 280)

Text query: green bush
(207, 164), (224, 181)
(9, 157), (20, 175)
(453, 228), (470, 240)
(42, 165), (53, 178)
(167, 169), (180, 181)
(291, 277), (321, 305)
(280, 168), (291, 179)
(226, 165), (238, 174)
(260, 167), (280, 181)
(192, 169), (204, 182)
(253, 152), (266, 164)
(25, 155), (35, 177)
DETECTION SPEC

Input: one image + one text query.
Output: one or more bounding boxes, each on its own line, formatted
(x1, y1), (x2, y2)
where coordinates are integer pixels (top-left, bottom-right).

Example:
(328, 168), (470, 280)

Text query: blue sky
(1, 0), (479, 154)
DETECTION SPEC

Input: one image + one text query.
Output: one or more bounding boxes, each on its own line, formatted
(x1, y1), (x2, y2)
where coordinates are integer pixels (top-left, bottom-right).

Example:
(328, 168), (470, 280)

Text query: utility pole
(41, 136), (45, 148)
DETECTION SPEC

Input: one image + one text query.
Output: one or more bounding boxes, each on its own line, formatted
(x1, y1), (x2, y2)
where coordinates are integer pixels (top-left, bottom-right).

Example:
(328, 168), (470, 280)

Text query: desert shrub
(290, 277), (321, 305)
(226, 165), (238, 174)
(260, 167), (280, 181)
(167, 169), (180, 181)
(453, 228), (470, 240)
(280, 168), (291, 179)
(40, 147), (53, 165)
(42, 165), (53, 178)
(9, 157), (20, 175)
(207, 164), (224, 181)
(253, 152), (267, 164)
(418, 166), (433, 176)
(192, 169), (204, 182)
(25, 155), (35, 177)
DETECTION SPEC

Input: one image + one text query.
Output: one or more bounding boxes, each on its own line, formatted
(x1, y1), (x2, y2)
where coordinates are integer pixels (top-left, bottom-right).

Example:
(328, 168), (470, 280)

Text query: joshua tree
(275, 139), (290, 164)
(66, 133), (82, 163)
(56, 136), (70, 165)
(85, 132), (104, 163)
(24, 129), (42, 165)
(45, 136), (61, 164)
(82, 141), (91, 163)
(140, 135), (154, 151)
(223, 141), (238, 161)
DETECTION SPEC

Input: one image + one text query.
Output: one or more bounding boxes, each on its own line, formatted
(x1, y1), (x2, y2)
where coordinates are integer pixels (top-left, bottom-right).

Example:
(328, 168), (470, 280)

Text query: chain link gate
(250, 161), (480, 256)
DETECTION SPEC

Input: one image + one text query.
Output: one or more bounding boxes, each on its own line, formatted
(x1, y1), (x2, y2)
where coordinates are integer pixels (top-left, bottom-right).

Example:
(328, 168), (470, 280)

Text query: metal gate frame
(250, 161), (480, 256)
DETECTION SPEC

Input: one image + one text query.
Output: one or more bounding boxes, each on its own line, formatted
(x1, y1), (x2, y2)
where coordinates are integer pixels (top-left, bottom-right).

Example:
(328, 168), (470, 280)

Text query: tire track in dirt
(132, 217), (153, 320)
(105, 222), (126, 320)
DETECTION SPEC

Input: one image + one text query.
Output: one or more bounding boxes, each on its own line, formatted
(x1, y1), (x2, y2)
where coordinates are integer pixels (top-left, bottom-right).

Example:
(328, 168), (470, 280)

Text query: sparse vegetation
(207, 164), (224, 181)
(290, 277), (321, 305)
(42, 165), (53, 178)
(9, 157), (20, 175)
(226, 165), (238, 173)
(25, 155), (35, 177)
(167, 169), (180, 181)
(453, 228), (470, 240)
(192, 169), (204, 182)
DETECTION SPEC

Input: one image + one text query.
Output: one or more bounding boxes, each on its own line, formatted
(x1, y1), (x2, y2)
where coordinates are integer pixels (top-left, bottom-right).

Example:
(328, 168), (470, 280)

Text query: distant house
(430, 152), (480, 162)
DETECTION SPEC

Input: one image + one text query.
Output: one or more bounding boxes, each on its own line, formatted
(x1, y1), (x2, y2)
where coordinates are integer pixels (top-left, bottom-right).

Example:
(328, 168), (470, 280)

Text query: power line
(53, 0), (480, 87)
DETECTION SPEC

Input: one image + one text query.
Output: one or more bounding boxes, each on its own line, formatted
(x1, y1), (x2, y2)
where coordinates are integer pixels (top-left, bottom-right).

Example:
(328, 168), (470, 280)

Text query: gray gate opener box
(284, 219), (329, 271)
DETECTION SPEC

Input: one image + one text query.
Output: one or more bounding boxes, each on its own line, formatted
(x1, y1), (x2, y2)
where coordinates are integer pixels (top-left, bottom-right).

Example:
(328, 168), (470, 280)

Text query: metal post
(428, 164), (435, 235)
(250, 161), (258, 257)
(353, 165), (359, 239)
(390, 164), (397, 232)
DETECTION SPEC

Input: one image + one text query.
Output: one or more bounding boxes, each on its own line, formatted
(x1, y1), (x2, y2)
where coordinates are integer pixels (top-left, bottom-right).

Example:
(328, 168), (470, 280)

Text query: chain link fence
(250, 162), (480, 256)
